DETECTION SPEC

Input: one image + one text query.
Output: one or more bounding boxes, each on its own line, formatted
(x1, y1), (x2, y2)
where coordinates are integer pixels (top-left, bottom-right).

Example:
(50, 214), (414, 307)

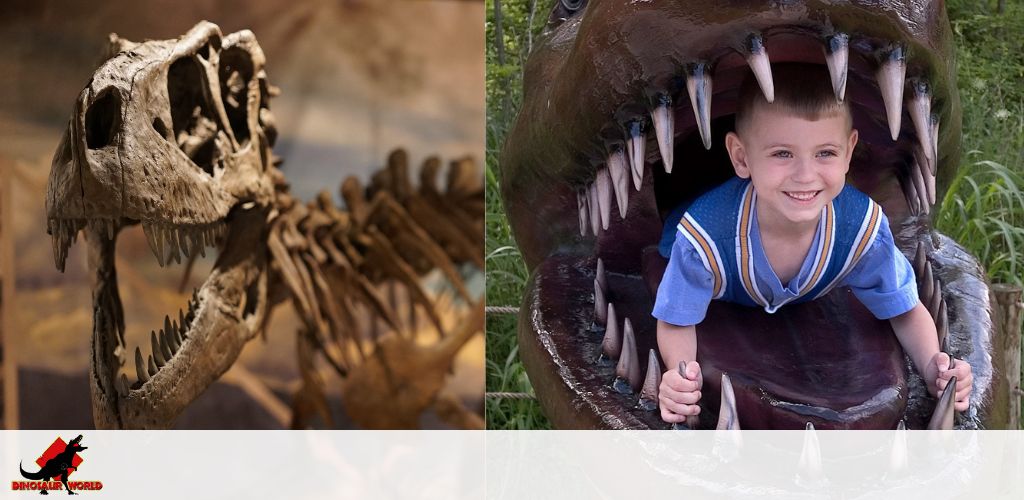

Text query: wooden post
(988, 283), (1022, 429)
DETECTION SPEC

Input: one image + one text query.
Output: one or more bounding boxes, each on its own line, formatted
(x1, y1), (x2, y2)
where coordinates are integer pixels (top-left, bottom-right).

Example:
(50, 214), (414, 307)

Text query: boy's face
(725, 105), (858, 230)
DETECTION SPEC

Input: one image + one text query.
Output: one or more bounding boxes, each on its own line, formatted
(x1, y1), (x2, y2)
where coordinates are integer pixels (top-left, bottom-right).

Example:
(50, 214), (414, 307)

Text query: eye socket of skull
(167, 56), (219, 177)
(219, 46), (255, 146)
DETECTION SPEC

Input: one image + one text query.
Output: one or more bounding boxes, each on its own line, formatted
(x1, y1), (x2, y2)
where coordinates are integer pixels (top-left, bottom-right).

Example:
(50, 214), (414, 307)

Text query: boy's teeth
(786, 191), (818, 201)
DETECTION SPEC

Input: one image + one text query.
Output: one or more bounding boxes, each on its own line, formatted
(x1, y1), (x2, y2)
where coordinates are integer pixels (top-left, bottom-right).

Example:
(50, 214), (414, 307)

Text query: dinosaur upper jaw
(78, 206), (269, 429)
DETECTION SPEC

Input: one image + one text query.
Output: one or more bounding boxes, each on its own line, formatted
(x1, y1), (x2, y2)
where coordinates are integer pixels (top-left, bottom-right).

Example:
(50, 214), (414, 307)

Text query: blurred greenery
(486, 0), (1024, 429)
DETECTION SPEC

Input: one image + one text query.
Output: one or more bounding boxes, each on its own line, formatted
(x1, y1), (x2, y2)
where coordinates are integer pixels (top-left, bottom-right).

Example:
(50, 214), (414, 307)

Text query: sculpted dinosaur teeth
(876, 45), (907, 141)
(908, 79), (934, 161)
(588, 181), (600, 235)
(625, 121), (646, 191)
(650, 94), (674, 174)
(577, 189), (589, 236)
(638, 349), (661, 411)
(745, 34), (774, 103)
(596, 257), (607, 291)
(142, 222), (226, 267)
(930, 115), (940, 167)
(595, 167), (613, 230)
(147, 355), (157, 377)
(594, 277), (608, 323)
(909, 157), (929, 215)
(824, 33), (849, 102)
(607, 147), (630, 218)
(927, 375), (957, 430)
(717, 373), (740, 430)
(49, 218), (83, 272)
(117, 373), (129, 397)
(601, 303), (621, 359)
(686, 62), (714, 150)
(613, 318), (641, 394)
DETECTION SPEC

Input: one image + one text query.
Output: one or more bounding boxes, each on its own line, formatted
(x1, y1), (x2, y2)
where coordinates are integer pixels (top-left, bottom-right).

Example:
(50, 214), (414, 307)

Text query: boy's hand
(659, 360), (703, 424)
(927, 352), (973, 412)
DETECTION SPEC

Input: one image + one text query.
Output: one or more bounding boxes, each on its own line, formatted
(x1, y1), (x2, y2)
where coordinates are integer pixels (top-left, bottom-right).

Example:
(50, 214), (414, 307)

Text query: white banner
(2, 431), (483, 499)
(487, 430), (1024, 500)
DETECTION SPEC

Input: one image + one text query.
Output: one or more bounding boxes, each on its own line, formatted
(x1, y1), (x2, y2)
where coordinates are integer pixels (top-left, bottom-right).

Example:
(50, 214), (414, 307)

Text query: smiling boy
(653, 64), (973, 426)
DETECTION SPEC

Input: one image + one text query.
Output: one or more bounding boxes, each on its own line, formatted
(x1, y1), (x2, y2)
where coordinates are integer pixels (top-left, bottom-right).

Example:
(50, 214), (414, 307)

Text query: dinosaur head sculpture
(46, 22), (277, 428)
(501, 1), (993, 429)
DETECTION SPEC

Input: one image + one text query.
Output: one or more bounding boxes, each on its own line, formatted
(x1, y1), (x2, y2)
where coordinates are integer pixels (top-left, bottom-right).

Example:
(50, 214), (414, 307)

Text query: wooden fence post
(988, 283), (1022, 429)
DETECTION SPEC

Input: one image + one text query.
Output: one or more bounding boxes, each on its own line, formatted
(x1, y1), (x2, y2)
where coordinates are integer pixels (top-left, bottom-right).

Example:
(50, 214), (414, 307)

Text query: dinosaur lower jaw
(83, 206), (270, 429)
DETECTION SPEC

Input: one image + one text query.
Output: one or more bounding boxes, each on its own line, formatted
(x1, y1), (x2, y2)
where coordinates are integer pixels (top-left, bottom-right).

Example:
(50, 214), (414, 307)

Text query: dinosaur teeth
(160, 327), (174, 360)
(650, 94), (674, 174)
(908, 79), (933, 161)
(607, 147), (629, 219)
(577, 188), (589, 236)
(625, 121), (645, 191)
(614, 318), (641, 393)
(594, 277), (607, 324)
(151, 330), (166, 368)
(148, 355), (157, 377)
(638, 349), (662, 411)
(135, 346), (149, 383)
(686, 62), (713, 150)
(595, 167), (612, 230)
(927, 375), (957, 430)
(601, 303), (621, 359)
(50, 218), (79, 272)
(876, 45), (906, 141)
(745, 34), (774, 103)
(587, 181), (600, 236)
(798, 422), (823, 481)
(824, 33), (849, 101)
(117, 373), (130, 397)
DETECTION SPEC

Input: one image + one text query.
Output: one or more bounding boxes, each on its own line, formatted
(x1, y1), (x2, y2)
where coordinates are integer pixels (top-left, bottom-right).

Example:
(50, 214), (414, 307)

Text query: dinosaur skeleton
(45, 22), (482, 429)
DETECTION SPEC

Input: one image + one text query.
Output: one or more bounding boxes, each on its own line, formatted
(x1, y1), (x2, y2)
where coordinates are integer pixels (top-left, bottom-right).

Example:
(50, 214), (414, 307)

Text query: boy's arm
(657, 321), (702, 423)
(889, 302), (973, 411)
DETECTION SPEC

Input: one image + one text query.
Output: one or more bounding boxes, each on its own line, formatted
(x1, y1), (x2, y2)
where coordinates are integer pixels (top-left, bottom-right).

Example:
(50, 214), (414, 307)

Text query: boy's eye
(816, 150), (838, 158)
(771, 151), (792, 158)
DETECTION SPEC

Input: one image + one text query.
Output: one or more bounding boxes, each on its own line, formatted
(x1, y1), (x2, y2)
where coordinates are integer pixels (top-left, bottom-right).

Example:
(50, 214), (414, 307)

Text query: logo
(11, 435), (103, 495)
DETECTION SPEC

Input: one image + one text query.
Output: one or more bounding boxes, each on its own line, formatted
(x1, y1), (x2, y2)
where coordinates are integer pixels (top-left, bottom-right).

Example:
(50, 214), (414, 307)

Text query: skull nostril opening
(85, 91), (121, 149)
(152, 117), (169, 141)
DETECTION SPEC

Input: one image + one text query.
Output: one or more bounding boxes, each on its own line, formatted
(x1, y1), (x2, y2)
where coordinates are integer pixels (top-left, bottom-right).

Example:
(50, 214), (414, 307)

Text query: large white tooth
(930, 115), (940, 171)
(594, 277), (607, 324)
(588, 182), (600, 236)
(686, 63), (713, 150)
(651, 95), (674, 174)
(625, 121), (645, 190)
(595, 167), (612, 230)
(142, 223), (164, 266)
(607, 148), (629, 219)
(596, 257), (607, 292)
(908, 79), (933, 160)
(900, 175), (921, 216)
(601, 303), (621, 359)
(915, 149), (936, 206)
(578, 189), (588, 236)
(615, 318), (641, 392)
(745, 34), (774, 103)
(876, 45), (906, 141)
(824, 33), (849, 101)
(909, 157), (929, 215)
(135, 347), (149, 383)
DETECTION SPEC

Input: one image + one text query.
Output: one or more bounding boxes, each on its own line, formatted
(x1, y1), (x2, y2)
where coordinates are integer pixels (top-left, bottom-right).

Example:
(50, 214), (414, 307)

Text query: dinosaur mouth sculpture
(45, 23), (277, 428)
(501, 1), (992, 429)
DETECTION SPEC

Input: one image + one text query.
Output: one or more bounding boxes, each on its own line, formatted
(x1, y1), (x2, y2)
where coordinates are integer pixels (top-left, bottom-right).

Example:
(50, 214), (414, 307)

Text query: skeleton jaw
(80, 207), (269, 429)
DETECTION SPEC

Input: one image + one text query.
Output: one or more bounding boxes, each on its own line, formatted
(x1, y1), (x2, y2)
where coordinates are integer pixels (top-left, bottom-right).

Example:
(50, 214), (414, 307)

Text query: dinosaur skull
(46, 21), (278, 428)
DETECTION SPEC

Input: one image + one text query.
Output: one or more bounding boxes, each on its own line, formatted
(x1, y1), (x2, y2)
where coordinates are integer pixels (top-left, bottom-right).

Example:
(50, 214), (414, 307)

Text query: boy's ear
(846, 128), (859, 162)
(725, 132), (750, 179)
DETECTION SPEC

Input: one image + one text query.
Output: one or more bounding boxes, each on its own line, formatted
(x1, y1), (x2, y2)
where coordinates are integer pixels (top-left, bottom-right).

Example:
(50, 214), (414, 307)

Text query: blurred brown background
(0, 0), (484, 428)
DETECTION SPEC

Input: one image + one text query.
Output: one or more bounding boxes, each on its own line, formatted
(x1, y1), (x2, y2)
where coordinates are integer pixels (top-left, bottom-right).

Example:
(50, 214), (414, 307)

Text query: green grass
(486, 0), (1024, 429)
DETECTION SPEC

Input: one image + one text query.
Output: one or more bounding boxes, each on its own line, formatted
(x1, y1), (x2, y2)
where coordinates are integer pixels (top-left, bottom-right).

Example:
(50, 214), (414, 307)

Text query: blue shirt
(652, 198), (918, 326)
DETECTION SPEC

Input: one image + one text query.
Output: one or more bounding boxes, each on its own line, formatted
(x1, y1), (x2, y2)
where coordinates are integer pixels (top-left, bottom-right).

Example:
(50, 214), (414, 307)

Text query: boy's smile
(727, 106), (858, 233)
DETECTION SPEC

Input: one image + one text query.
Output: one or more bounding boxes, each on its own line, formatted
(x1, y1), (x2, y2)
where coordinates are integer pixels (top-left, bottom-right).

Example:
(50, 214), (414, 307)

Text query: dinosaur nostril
(85, 91), (121, 149)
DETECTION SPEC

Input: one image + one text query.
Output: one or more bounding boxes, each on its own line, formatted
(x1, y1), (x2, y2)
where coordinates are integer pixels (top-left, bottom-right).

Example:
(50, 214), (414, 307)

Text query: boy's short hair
(734, 63), (852, 135)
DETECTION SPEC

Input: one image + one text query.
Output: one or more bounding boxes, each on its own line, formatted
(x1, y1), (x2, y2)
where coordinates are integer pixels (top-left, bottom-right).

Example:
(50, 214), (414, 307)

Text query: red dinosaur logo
(11, 435), (103, 495)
